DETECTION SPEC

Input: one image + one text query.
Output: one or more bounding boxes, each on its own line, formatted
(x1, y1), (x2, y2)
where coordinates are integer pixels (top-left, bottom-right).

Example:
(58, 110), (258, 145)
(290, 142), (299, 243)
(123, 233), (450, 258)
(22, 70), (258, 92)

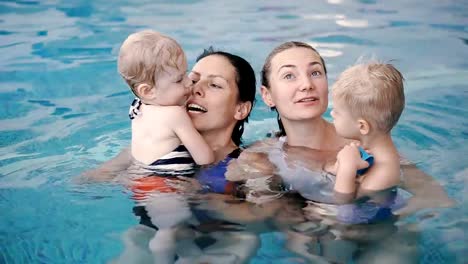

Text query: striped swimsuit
(128, 98), (197, 207)
(134, 144), (196, 177)
(128, 97), (196, 177)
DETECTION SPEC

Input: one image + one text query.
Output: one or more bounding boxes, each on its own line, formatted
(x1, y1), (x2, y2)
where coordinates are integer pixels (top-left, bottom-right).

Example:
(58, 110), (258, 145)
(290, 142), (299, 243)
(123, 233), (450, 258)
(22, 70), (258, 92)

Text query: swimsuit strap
(227, 148), (242, 159)
(357, 147), (375, 175)
(129, 98), (142, 119)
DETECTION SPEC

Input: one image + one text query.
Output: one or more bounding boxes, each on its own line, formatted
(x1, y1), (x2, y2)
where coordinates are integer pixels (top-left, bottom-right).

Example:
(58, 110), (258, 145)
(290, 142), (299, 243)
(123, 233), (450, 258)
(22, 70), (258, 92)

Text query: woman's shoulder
(244, 137), (282, 150)
(325, 122), (351, 150)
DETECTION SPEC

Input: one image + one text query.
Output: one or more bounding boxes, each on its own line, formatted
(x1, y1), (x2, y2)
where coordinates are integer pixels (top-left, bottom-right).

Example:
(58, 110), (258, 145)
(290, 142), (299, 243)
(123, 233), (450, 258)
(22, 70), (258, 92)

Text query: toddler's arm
(172, 107), (214, 165)
(334, 143), (370, 196)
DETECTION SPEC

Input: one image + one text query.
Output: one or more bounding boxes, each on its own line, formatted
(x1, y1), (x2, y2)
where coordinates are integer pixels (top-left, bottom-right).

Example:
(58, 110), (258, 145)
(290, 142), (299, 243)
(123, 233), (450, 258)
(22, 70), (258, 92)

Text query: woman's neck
(201, 128), (238, 163)
(283, 117), (344, 151)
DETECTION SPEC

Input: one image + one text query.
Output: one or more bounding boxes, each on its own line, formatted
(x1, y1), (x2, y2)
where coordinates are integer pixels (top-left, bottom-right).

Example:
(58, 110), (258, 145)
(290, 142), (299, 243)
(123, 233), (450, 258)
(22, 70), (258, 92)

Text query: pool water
(1, 0), (467, 263)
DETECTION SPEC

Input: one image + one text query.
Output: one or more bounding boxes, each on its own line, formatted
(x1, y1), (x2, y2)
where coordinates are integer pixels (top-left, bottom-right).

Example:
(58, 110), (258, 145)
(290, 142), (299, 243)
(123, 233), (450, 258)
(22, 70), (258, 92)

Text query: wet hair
(261, 41), (327, 136)
(332, 62), (405, 133)
(118, 30), (185, 97)
(196, 47), (256, 146)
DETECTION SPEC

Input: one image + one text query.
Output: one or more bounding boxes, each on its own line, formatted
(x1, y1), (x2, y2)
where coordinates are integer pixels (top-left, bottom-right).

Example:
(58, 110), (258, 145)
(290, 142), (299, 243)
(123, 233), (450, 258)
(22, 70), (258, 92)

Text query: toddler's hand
(337, 143), (369, 171)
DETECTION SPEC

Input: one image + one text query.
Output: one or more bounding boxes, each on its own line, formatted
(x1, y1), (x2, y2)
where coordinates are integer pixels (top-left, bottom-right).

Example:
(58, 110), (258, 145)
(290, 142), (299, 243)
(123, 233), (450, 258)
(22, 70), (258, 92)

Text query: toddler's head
(118, 30), (190, 105)
(331, 62), (405, 137)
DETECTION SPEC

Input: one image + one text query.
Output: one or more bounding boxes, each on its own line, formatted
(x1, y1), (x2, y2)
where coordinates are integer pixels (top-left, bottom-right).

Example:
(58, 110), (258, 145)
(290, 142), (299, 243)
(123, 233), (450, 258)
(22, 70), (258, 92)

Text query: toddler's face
(330, 98), (360, 140)
(153, 54), (192, 106)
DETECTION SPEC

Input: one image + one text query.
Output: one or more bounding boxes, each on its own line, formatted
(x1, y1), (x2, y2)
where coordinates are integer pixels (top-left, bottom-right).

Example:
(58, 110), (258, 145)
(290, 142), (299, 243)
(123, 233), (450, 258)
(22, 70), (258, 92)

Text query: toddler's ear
(261, 86), (275, 108)
(134, 83), (155, 100)
(358, 119), (370, 135)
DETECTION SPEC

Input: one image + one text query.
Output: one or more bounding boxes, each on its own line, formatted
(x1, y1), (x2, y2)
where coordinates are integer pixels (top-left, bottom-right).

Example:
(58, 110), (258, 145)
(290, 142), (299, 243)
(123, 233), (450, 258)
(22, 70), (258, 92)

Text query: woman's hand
(226, 151), (276, 181)
(165, 176), (204, 194)
(74, 147), (133, 184)
(395, 162), (455, 217)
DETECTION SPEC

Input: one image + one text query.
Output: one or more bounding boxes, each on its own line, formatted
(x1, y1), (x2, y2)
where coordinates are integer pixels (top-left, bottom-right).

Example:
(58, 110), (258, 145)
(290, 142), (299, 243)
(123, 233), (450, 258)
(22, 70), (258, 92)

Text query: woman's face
(187, 55), (241, 133)
(261, 47), (328, 122)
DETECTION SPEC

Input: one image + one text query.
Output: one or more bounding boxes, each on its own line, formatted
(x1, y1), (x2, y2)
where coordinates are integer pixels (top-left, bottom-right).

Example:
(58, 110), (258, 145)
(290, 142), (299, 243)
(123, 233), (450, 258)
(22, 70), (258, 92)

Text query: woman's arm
(396, 162), (455, 216)
(225, 139), (279, 182)
(77, 146), (133, 183)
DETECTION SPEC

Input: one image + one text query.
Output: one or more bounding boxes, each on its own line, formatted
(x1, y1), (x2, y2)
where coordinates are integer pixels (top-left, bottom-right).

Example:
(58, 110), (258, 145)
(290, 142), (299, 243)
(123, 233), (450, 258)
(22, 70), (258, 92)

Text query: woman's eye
(311, 71), (321, 77)
(283, 73), (294, 80)
(188, 73), (198, 83)
(210, 83), (221, 89)
(188, 76), (198, 84)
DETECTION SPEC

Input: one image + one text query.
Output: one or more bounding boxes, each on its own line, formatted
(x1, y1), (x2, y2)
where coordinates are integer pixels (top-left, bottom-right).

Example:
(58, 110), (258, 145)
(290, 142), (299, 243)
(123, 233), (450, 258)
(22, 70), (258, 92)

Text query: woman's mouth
(296, 96), (319, 103)
(187, 103), (207, 113)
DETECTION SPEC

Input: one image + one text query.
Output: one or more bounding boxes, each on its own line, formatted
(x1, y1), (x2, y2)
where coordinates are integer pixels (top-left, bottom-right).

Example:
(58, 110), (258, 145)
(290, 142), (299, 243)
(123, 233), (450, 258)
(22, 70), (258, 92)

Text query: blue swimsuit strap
(357, 147), (374, 175)
(196, 148), (242, 194)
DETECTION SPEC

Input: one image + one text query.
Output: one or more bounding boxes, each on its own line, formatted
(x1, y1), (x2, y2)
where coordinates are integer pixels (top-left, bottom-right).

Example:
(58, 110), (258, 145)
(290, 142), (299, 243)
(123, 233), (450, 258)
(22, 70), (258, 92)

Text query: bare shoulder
(360, 157), (401, 191)
(245, 138), (279, 150)
(146, 105), (186, 115)
(145, 105), (189, 122)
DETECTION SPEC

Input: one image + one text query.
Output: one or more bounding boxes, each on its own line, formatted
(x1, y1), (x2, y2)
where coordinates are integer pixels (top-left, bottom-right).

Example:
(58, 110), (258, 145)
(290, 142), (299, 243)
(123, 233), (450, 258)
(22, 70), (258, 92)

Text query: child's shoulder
(143, 105), (187, 117)
(360, 150), (401, 190)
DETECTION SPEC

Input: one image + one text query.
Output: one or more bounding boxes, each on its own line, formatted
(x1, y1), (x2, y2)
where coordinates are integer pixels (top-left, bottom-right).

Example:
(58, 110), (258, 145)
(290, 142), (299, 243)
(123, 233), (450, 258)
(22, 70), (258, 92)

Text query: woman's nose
(299, 76), (315, 91)
(192, 80), (204, 97)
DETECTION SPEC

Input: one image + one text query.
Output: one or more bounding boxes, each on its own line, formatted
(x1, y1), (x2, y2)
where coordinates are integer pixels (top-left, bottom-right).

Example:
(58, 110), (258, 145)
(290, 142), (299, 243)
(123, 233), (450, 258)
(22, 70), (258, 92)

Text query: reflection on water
(110, 173), (419, 264)
(1, 0), (467, 263)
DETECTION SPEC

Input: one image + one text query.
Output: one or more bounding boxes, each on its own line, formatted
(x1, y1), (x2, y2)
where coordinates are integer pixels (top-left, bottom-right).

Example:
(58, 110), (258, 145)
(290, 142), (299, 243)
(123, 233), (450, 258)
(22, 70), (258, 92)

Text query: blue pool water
(1, 0), (467, 263)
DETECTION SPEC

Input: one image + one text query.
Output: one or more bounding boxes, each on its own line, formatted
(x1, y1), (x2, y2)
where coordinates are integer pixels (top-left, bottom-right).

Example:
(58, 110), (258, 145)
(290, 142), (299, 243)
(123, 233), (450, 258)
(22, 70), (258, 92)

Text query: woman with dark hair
(82, 47), (263, 263)
(85, 47), (256, 181)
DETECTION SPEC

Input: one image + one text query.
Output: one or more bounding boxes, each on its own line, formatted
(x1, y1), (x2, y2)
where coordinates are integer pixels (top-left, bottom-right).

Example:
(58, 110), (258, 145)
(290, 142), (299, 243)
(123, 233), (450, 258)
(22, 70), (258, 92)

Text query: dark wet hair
(196, 47), (256, 146)
(261, 41), (327, 136)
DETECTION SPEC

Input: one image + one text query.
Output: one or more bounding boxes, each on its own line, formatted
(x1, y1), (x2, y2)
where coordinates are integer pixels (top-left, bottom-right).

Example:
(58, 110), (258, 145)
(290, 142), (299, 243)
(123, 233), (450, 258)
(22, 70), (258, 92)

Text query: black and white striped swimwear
(138, 145), (196, 176)
(128, 98), (196, 176)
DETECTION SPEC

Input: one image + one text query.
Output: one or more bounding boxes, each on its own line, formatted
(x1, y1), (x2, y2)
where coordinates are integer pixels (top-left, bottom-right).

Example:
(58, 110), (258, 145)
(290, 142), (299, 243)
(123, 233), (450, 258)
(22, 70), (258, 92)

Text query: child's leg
(111, 224), (155, 264)
(149, 228), (177, 264)
(285, 230), (330, 264)
(145, 192), (199, 263)
(145, 192), (192, 228)
(202, 231), (260, 263)
(174, 225), (203, 257)
(356, 223), (420, 264)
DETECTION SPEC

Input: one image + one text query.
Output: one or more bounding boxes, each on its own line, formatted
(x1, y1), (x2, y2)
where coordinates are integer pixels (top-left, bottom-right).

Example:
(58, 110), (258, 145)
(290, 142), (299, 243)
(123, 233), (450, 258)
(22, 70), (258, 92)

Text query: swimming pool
(1, 0), (467, 263)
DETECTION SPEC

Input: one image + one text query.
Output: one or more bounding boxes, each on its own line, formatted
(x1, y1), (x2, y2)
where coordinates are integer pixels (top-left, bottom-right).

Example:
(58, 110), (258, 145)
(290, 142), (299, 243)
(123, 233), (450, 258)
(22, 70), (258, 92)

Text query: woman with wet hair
(227, 41), (453, 263)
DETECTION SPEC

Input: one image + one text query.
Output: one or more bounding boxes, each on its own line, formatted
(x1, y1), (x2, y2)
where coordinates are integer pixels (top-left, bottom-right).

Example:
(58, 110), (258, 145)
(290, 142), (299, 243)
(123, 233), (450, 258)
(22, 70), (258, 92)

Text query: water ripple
(311, 34), (377, 46)
(0, 0), (466, 262)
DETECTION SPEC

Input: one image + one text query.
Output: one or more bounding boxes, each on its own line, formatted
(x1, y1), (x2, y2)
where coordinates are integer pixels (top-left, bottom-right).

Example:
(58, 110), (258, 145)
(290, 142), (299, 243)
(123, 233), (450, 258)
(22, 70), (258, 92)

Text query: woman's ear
(358, 118), (370, 135)
(261, 86), (275, 107)
(134, 83), (155, 100)
(234, 101), (252, 121)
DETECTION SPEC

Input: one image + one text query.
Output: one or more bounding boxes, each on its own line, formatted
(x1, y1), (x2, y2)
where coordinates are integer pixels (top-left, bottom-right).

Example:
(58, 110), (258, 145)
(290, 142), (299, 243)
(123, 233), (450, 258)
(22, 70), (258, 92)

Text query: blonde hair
(332, 62), (405, 133)
(117, 30), (184, 96)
